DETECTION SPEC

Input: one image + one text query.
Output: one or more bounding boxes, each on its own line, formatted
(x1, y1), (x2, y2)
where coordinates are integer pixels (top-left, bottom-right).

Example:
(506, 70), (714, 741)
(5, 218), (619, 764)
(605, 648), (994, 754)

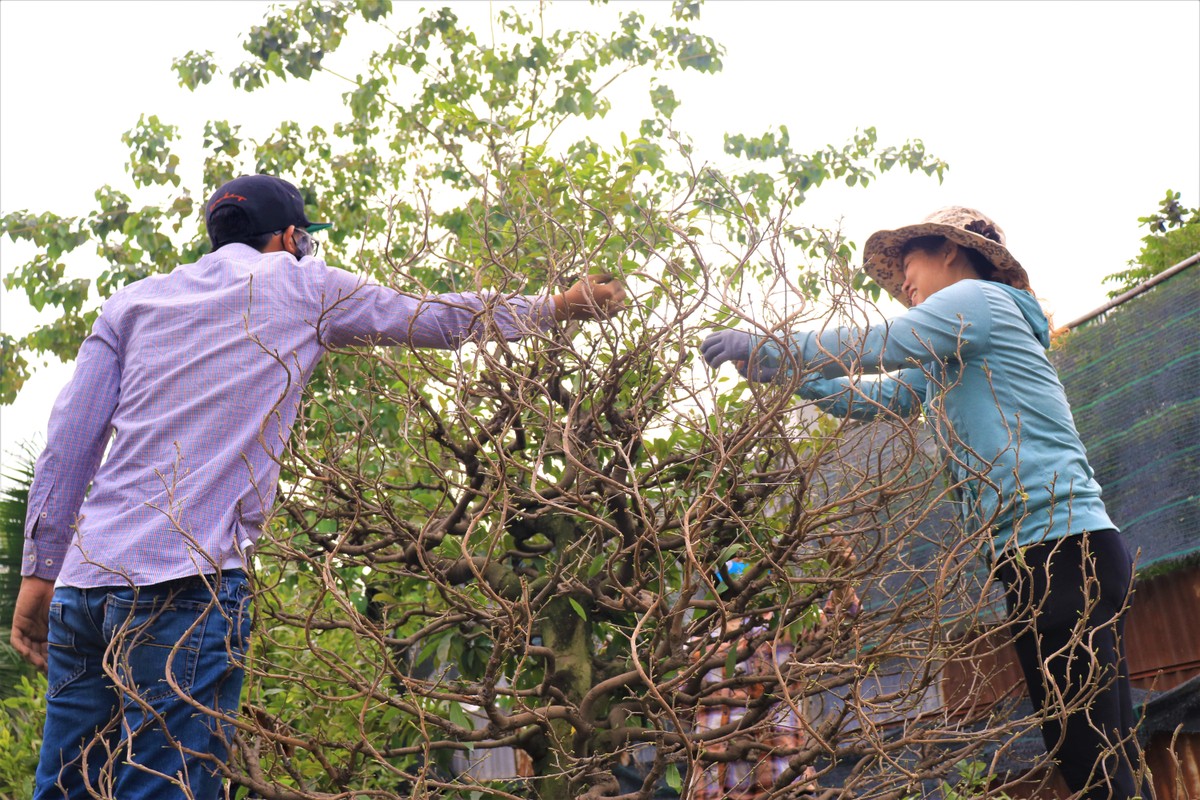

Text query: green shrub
(0, 672), (46, 800)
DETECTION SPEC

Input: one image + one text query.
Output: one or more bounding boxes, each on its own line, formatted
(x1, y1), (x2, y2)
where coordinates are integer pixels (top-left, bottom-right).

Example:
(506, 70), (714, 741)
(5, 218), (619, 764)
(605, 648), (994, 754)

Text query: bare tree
(191, 189), (1092, 800)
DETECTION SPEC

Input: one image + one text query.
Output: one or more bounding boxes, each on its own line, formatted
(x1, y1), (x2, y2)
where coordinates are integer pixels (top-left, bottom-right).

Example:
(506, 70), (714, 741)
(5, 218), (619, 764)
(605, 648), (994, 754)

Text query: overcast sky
(2, 0), (1198, 473)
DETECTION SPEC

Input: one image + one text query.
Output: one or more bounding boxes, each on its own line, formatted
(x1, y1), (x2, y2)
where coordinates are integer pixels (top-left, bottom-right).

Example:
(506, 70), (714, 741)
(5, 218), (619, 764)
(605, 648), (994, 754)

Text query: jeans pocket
(105, 593), (211, 705)
(46, 600), (86, 698)
(224, 578), (253, 659)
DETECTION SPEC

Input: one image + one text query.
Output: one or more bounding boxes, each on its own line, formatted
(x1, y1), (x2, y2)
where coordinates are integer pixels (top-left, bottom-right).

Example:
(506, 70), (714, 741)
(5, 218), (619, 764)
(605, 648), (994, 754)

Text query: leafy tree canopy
(0, 4), (1040, 800)
(1103, 189), (1200, 298)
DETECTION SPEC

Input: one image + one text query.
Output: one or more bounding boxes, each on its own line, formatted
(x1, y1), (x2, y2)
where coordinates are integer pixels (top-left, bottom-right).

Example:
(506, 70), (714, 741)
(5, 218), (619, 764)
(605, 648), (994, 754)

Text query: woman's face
(901, 245), (962, 306)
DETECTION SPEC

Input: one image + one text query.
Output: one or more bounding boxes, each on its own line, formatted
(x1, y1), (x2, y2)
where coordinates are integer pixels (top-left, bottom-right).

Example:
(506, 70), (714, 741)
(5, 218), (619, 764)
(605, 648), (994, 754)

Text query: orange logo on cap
(208, 191), (247, 212)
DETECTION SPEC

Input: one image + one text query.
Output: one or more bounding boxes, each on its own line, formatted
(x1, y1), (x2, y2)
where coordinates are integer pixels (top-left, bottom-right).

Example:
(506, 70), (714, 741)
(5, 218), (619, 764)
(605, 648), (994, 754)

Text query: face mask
(292, 228), (315, 259)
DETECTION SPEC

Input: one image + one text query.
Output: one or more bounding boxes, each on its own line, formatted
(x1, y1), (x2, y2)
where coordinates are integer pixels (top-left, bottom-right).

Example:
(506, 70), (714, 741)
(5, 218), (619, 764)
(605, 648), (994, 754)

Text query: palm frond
(0, 442), (40, 697)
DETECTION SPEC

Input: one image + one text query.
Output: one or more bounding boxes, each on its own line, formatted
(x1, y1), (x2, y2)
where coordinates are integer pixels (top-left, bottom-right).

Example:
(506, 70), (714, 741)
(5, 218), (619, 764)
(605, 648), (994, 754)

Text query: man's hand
(553, 274), (627, 321)
(11, 576), (55, 673)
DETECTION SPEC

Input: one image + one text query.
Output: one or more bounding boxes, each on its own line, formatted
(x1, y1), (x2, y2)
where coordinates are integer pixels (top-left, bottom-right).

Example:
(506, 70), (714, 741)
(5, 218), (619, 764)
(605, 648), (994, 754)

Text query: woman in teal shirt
(701, 207), (1151, 800)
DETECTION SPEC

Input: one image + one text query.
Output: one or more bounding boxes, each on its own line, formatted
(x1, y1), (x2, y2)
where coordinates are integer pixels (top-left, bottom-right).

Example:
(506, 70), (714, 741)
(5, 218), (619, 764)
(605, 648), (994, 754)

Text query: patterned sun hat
(863, 206), (1030, 307)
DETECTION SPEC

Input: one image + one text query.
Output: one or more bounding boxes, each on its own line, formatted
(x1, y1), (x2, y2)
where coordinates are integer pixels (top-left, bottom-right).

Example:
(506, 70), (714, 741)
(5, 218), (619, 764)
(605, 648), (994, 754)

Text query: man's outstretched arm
(317, 267), (628, 350)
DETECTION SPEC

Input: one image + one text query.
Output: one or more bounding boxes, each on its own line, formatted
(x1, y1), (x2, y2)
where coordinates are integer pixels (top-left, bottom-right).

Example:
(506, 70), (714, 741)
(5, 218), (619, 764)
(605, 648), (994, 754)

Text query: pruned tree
(1, 3), (1078, 799)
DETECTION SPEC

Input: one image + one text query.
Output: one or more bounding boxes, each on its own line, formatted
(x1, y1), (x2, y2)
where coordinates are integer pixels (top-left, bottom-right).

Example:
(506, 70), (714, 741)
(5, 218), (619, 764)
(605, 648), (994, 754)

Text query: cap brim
(304, 222), (332, 232)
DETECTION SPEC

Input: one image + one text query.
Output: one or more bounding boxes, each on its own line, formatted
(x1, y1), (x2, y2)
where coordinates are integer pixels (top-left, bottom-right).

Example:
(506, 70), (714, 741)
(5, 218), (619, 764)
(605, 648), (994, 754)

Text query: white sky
(2, 0), (1198, 476)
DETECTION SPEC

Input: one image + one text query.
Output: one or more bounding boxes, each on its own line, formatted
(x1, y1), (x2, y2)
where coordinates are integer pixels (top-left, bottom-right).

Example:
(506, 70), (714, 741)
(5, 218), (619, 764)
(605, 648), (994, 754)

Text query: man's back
(34, 244), (329, 586)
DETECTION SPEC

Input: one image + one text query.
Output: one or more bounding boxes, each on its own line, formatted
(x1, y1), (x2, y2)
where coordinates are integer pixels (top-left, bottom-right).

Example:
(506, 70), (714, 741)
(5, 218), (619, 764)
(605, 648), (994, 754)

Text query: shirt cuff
(515, 294), (555, 332)
(21, 532), (68, 581)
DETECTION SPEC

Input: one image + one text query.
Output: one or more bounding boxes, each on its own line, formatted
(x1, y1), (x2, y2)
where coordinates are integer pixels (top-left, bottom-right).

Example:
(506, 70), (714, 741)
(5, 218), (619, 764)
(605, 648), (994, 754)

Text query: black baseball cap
(205, 174), (331, 234)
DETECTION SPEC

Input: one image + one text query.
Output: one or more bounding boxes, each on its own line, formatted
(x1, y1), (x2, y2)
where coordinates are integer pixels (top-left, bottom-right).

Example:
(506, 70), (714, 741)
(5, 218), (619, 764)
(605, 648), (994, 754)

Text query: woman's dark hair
(900, 234), (997, 281)
(207, 205), (276, 252)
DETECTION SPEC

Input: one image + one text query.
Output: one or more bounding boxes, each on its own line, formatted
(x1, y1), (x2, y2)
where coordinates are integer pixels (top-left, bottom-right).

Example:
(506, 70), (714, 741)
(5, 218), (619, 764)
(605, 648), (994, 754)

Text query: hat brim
(304, 222), (332, 232)
(863, 223), (1029, 307)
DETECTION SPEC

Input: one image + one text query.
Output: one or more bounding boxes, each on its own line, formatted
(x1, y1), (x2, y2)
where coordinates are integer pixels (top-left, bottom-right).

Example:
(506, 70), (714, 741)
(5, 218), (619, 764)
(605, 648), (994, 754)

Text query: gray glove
(700, 330), (751, 369)
(700, 330), (783, 382)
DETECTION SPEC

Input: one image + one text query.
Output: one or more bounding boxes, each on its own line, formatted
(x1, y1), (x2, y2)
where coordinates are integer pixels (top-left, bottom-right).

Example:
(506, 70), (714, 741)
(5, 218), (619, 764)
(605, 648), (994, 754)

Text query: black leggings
(996, 530), (1154, 800)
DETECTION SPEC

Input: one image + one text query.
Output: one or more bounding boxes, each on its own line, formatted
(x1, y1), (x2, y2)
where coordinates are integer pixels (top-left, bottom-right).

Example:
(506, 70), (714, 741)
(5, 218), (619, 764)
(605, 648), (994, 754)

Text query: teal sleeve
(795, 368), (927, 421)
(789, 281), (992, 379)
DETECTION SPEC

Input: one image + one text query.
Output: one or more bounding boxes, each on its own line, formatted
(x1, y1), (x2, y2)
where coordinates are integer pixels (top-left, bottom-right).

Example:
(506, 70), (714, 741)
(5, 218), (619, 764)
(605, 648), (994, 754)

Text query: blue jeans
(35, 570), (251, 800)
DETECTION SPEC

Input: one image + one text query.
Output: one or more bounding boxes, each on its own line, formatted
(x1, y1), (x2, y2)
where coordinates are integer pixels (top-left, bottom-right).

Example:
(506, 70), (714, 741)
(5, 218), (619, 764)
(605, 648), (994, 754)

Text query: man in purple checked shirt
(9, 174), (626, 800)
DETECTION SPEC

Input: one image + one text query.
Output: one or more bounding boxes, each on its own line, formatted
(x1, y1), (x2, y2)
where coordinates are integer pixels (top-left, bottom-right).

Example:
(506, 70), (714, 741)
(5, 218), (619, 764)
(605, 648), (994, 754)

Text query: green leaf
(586, 551), (607, 578)
(568, 597), (587, 621)
(173, 50), (219, 90)
(665, 763), (682, 791)
(649, 85), (680, 119)
(448, 702), (471, 731)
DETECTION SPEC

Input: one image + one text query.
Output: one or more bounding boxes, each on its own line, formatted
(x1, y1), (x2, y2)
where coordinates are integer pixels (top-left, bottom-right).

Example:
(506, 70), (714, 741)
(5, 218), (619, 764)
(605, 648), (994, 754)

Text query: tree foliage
(0, 447), (38, 700)
(0, 3), (1078, 799)
(0, 448), (41, 800)
(1103, 189), (1200, 298)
